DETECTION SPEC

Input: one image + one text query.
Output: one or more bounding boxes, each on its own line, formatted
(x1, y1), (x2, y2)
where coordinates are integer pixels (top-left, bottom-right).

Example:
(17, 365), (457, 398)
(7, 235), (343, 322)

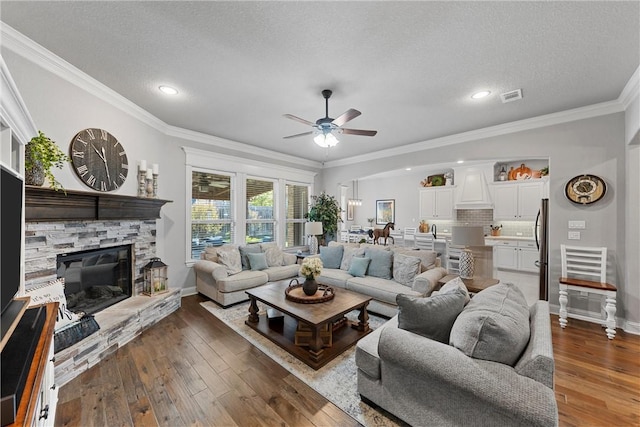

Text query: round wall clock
(70, 128), (128, 192)
(565, 174), (606, 205)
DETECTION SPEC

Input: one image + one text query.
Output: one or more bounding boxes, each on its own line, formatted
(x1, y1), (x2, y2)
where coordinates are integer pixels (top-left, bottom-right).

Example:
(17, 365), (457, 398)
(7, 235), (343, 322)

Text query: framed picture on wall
(376, 199), (395, 225)
(347, 203), (354, 221)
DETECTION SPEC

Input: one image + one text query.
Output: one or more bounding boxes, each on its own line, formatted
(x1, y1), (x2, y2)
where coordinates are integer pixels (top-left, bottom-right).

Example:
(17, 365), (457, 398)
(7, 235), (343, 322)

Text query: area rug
(200, 300), (400, 427)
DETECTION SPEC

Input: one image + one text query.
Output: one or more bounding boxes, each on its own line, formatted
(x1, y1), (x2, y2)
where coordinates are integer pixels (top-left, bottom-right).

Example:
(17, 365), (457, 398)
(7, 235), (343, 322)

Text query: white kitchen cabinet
(419, 187), (453, 219)
(492, 181), (544, 220)
(493, 240), (538, 273)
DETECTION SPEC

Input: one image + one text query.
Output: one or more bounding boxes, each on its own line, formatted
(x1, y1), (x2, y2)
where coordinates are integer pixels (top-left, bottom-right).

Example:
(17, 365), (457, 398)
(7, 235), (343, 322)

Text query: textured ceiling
(1, 1), (638, 164)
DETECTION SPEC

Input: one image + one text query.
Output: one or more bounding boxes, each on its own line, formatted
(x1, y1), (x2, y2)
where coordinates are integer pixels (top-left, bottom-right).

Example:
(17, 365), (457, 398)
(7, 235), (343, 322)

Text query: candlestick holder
(153, 173), (158, 198)
(146, 178), (153, 198)
(138, 170), (146, 197)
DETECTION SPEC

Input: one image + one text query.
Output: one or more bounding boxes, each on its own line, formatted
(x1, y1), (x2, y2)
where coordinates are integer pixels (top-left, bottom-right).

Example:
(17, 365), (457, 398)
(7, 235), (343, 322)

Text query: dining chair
(445, 242), (463, 275)
(559, 244), (617, 339)
(415, 233), (435, 251)
(403, 227), (417, 247)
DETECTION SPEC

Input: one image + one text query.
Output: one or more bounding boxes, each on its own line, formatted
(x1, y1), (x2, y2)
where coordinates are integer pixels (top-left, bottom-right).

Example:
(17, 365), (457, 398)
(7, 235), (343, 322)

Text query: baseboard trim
(549, 303), (638, 335)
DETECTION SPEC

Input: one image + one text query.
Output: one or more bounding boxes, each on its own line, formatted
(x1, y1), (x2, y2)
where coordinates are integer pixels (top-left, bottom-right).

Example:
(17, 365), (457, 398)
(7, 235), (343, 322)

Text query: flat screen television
(1, 164), (25, 343)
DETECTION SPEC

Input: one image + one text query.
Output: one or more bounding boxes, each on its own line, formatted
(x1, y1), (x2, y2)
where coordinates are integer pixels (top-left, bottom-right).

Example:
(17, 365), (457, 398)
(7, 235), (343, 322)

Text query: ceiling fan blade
(283, 114), (316, 127)
(283, 131), (314, 139)
(332, 109), (361, 127)
(341, 128), (378, 137)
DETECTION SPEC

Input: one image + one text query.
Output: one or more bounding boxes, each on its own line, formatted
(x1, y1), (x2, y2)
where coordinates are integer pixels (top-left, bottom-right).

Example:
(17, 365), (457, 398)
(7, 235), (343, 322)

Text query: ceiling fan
(283, 89), (377, 147)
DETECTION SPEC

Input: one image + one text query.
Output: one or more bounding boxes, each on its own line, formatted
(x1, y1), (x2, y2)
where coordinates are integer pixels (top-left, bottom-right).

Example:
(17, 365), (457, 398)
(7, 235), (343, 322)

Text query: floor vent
(500, 89), (523, 103)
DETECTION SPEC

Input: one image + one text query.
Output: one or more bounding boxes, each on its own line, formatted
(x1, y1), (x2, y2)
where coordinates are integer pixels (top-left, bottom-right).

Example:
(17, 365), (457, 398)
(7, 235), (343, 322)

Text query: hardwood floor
(55, 294), (640, 427)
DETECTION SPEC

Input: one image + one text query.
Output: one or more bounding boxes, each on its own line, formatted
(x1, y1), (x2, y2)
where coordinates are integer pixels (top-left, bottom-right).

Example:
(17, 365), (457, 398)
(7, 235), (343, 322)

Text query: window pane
(247, 179), (274, 219)
(191, 171), (232, 259)
(246, 222), (274, 244)
(286, 184), (308, 219)
(285, 183), (309, 248)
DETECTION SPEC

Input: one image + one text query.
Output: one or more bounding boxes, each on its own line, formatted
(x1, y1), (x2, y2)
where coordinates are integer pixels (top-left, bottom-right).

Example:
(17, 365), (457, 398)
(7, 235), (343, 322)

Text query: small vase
(302, 278), (318, 296)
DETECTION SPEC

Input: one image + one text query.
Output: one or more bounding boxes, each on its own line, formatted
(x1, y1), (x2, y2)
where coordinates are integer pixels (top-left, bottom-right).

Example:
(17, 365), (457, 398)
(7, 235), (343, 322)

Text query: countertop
(416, 232), (535, 243)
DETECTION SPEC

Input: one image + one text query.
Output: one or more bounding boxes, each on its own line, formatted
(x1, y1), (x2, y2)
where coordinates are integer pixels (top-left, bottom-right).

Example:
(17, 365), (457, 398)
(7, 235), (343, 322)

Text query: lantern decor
(143, 257), (168, 296)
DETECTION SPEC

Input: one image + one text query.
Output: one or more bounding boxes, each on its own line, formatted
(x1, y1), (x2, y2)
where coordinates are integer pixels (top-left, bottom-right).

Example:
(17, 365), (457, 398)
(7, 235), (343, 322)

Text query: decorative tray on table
(285, 279), (335, 304)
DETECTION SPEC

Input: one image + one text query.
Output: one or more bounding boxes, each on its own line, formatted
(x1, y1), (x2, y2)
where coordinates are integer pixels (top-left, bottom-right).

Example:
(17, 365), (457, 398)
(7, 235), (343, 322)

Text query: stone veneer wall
(24, 219), (158, 294)
(23, 218), (181, 386)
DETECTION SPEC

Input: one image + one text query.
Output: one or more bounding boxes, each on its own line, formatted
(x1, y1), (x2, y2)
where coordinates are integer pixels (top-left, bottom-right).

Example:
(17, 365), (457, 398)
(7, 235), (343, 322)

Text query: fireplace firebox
(56, 245), (133, 315)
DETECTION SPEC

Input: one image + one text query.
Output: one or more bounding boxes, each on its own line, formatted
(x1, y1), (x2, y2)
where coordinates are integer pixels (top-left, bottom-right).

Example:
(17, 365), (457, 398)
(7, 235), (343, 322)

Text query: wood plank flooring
(55, 294), (640, 426)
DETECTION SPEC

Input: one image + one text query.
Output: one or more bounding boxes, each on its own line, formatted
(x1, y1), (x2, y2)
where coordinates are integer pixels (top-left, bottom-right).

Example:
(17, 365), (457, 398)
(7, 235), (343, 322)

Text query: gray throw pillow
(396, 289), (466, 343)
(239, 245), (262, 270)
(364, 247), (393, 279)
(340, 247), (365, 270)
(449, 283), (530, 366)
(320, 245), (344, 269)
(392, 253), (422, 287)
(247, 252), (269, 271)
(348, 257), (371, 277)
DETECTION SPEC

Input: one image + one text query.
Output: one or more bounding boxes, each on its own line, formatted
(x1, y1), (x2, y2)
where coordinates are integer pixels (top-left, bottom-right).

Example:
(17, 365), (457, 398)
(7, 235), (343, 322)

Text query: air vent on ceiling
(500, 89), (523, 103)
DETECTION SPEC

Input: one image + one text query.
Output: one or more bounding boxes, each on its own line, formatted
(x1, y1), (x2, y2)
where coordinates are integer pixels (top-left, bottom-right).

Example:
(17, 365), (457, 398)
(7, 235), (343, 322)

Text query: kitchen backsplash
(427, 209), (535, 237)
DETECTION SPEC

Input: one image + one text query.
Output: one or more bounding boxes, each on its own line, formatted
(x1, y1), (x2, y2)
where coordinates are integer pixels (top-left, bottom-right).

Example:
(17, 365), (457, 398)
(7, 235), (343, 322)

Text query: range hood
(453, 164), (494, 209)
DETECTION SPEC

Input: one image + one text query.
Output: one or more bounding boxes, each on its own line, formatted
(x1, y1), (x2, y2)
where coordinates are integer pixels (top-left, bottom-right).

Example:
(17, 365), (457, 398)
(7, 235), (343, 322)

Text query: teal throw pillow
(247, 252), (269, 271)
(239, 244), (262, 270)
(320, 245), (344, 269)
(364, 247), (393, 279)
(348, 257), (371, 277)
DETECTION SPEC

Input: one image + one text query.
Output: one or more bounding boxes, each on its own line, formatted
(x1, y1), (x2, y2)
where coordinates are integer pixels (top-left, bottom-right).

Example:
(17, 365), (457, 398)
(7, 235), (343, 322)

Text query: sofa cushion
(329, 241), (360, 249)
(364, 247), (393, 279)
(203, 246), (220, 262)
(348, 257), (371, 277)
(247, 252), (269, 271)
(432, 276), (471, 305)
(317, 268), (353, 289)
(265, 264), (301, 282)
(217, 249), (242, 275)
(450, 282), (530, 366)
(340, 246), (365, 271)
(347, 276), (421, 305)
(320, 245), (344, 269)
(397, 289), (466, 343)
(239, 245), (262, 270)
(264, 246), (284, 267)
(393, 248), (438, 272)
(216, 270), (268, 293)
(355, 315), (399, 380)
(360, 243), (390, 251)
(392, 253), (422, 286)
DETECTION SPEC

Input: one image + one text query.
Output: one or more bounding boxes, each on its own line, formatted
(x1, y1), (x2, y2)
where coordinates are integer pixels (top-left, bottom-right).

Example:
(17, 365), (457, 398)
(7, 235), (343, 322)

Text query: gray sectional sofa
(310, 241), (448, 317)
(356, 281), (558, 426)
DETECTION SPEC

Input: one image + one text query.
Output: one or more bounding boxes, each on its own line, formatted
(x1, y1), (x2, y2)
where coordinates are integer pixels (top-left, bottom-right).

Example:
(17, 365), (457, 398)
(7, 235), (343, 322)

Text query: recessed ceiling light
(405, 168), (411, 171)
(159, 85), (179, 95)
(471, 91), (491, 99)
(457, 160), (464, 164)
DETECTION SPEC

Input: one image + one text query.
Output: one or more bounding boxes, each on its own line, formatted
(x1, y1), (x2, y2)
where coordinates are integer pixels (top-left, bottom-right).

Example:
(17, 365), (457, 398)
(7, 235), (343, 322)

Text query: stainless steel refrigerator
(535, 199), (549, 300)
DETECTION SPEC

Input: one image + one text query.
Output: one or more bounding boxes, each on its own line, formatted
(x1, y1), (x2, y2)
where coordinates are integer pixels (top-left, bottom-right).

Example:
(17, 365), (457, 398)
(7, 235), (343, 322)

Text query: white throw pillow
(26, 278), (81, 332)
(264, 246), (284, 267)
(217, 249), (242, 275)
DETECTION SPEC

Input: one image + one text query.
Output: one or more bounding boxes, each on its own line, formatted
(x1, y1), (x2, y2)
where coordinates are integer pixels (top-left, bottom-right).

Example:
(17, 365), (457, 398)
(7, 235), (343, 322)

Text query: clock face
(70, 128), (128, 192)
(565, 174), (606, 205)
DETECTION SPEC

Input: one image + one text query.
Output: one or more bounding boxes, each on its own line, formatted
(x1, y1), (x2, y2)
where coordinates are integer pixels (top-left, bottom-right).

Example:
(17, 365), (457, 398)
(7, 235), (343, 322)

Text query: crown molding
(324, 99), (625, 169)
(0, 24), (322, 169)
(0, 56), (37, 145)
(619, 65), (639, 110)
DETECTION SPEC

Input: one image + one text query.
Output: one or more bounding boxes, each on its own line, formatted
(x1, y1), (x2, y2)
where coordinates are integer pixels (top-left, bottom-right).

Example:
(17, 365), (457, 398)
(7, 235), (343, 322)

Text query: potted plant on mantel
(305, 192), (343, 244)
(24, 130), (69, 191)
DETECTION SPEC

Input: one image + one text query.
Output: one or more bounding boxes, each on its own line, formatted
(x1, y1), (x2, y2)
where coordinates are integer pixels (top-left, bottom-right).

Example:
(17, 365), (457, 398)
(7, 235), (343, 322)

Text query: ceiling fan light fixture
(313, 131), (339, 148)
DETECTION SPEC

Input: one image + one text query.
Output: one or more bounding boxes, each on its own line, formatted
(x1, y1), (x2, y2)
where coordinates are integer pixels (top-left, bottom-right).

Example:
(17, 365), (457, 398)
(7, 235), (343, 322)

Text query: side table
(438, 274), (500, 294)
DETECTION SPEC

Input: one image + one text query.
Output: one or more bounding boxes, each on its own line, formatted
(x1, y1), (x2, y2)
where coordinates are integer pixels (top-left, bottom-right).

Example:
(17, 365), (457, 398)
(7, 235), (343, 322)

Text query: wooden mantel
(25, 186), (172, 222)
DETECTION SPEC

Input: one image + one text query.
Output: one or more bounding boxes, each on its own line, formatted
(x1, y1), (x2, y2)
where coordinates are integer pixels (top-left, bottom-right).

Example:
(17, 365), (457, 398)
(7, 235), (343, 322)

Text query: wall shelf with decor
(493, 160), (548, 182)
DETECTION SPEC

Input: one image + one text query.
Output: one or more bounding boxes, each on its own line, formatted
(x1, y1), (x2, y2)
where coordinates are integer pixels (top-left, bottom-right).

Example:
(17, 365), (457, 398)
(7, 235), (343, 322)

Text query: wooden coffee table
(245, 280), (372, 370)
(438, 274), (500, 294)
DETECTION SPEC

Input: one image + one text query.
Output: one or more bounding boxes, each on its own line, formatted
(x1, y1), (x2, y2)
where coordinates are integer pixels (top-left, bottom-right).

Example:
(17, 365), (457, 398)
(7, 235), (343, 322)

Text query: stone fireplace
(23, 186), (179, 386)
(56, 244), (133, 315)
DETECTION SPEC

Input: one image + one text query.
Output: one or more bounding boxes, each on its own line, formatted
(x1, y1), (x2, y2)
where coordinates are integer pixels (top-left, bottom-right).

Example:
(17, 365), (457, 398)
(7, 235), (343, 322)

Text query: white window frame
(183, 147), (316, 264)
(284, 180), (312, 249)
(245, 176), (277, 245)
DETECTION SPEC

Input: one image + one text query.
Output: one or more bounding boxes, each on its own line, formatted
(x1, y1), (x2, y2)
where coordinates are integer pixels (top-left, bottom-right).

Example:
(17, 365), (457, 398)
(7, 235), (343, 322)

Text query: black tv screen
(1, 164), (23, 315)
